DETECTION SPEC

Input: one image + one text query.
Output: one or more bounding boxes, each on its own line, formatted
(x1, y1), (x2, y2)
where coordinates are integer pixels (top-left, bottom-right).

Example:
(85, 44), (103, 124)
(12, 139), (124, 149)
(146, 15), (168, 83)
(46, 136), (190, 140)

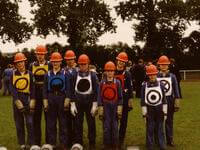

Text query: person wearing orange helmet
(70, 54), (99, 149)
(141, 64), (167, 150)
(157, 55), (180, 147)
(43, 52), (70, 149)
(115, 52), (133, 147)
(98, 61), (123, 150)
(64, 50), (77, 148)
(10, 52), (36, 150)
(29, 45), (50, 146)
(64, 50), (77, 72)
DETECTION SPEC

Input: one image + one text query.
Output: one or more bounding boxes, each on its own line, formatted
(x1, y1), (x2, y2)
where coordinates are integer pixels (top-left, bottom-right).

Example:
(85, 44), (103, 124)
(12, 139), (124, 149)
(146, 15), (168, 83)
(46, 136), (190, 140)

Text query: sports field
(0, 82), (200, 150)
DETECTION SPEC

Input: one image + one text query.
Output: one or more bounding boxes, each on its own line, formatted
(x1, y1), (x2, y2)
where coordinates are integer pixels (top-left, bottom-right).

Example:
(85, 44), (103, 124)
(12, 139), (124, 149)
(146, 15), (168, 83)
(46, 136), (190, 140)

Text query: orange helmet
(78, 54), (90, 64)
(14, 53), (27, 63)
(146, 64), (158, 75)
(104, 61), (116, 71)
(50, 52), (63, 62)
(35, 45), (47, 54)
(116, 52), (128, 62)
(157, 55), (170, 65)
(64, 50), (76, 60)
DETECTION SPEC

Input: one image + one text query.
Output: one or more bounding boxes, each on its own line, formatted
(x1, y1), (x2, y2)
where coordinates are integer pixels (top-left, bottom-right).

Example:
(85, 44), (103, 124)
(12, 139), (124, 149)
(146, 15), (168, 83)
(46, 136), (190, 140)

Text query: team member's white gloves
(70, 102), (78, 117)
(29, 99), (36, 114)
(64, 98), (70, 111)
(163, 104), (167, 121)
(174, 99), (180, 112)
(43, 99), (48, 112)
(91, 102), (98, 117)
(142, 106), (147, 124)
(15, 100), (25, 112)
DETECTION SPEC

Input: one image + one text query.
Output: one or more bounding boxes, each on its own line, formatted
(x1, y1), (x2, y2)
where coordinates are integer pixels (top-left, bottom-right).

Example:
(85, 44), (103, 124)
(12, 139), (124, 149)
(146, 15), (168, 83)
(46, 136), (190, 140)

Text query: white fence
(180, 70), (200, 80)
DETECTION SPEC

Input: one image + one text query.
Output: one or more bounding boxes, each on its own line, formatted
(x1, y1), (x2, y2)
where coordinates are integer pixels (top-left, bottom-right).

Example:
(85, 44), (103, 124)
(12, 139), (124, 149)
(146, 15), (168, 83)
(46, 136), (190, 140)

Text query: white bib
(157, 76), (172, 96)
(75, 72), (92, 95)
(145, 82), (163, 106)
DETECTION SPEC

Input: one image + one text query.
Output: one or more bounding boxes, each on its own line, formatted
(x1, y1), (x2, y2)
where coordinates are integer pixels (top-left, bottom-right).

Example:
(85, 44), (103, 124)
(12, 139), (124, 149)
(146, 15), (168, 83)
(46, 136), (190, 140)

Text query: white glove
(91, 102), (98, 117)
(163, 104), (167, 115)
(164, 115), (167, 121)
(142, 106), (147, 117)
(70, 102), (78, 117)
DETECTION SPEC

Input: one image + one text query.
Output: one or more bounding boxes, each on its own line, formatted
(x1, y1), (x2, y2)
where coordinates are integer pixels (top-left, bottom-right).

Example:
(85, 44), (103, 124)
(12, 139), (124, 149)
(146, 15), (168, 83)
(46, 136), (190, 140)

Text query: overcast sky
(0, 0), (199, 53)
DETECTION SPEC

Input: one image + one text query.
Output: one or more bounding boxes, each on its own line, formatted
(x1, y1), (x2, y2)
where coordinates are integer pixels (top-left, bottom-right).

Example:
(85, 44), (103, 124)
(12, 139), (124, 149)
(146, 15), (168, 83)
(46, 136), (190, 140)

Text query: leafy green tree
(115, 0), (188, 59)
(0, 0), (32, 44)
(29, 0), (116, 49)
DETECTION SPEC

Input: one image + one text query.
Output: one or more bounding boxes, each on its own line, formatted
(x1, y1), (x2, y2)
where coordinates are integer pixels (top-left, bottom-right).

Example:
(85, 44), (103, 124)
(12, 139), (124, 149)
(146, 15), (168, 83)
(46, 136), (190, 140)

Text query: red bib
(114, 74), (125, 89)
(101, 82), (118, 101)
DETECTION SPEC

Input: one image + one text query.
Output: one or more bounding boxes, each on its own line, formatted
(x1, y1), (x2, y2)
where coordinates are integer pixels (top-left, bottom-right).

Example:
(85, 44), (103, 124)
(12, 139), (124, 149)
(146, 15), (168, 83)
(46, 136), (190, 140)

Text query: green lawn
(0, 82), (200, 150)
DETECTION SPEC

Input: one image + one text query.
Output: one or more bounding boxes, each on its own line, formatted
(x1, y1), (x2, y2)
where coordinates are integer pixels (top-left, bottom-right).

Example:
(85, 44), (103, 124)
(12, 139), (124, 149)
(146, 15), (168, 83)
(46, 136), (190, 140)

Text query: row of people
(9, 46), (133, 150)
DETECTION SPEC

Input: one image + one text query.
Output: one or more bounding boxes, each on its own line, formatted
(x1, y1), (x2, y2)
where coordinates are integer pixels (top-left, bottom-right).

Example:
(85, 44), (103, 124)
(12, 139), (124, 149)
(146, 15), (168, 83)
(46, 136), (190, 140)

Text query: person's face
(52, 61), (61, 69)
(148, 74), (157, 82)
(106, 70), (115, 79)
(159, 64), (169, 72)
(66, 59), (75, 67)
(16, 61), (25, 71)
(36, 54), (45, 62)
(116, 60), (125, 70)
(79, 63), (89, 72)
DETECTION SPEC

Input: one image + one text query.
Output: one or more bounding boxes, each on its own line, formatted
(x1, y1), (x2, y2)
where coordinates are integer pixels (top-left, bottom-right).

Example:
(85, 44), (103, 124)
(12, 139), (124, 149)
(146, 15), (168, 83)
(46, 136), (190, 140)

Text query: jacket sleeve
(140, 82), (146, 107)
(125, 71), (133, 99)
(97, 81), (103, 106)
(65, 72), (71, 99)
(117, 80), (123, 105)
(69, 71), (77, 102)
(29, 72), (35, 100)
(160, 83), (167, 104)
(10, 72), (18, 101)
(91, 72), (99, 102)
(43, 73), (48, 99)
(171, 74), (180, 99)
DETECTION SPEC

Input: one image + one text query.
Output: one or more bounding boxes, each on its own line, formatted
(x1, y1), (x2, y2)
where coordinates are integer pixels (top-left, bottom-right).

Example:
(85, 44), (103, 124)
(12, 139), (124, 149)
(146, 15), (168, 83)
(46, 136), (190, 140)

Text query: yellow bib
(32, 65), (48, 76)
(13, 72), (30, 93)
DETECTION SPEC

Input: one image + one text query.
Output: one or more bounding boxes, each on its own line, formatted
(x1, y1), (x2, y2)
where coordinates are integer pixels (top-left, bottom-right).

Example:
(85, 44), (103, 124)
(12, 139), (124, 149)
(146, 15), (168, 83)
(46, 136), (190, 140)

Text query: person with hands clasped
(157, 55), (181, 147)
(70, 54), (99, 150)
(115, 52), (133, 146)
(98, 61), (123, 150)
(141, 65), (167, 150)
(10, 53), (36, 150)
(43, 52), (70, 149)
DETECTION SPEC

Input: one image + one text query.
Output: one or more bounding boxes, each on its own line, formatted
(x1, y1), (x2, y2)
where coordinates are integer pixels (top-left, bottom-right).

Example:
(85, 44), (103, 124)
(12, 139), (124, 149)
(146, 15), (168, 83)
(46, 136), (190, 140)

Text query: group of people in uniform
(2, 45), (181, 150)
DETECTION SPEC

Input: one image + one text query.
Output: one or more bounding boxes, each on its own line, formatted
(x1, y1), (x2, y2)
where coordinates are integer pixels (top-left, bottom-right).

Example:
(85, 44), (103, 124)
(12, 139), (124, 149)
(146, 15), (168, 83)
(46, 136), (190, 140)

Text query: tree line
(1, 0), (200, 70)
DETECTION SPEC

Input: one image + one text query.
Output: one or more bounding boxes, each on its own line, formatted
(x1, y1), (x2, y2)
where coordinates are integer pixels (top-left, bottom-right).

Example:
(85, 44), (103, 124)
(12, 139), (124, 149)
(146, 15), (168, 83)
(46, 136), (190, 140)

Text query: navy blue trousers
(74, 97), (96, 145)
(46, 93), (68, 146)
(103, 102), (119, 145)
(165, 97), (175, 143)
(146, 105), (165, 149)
(13, 94), (34, 145)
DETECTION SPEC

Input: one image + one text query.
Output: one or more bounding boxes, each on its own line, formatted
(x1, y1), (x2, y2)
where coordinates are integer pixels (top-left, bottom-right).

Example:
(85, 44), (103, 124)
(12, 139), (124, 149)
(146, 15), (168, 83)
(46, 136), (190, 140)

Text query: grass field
(0, 82), (200, 150)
